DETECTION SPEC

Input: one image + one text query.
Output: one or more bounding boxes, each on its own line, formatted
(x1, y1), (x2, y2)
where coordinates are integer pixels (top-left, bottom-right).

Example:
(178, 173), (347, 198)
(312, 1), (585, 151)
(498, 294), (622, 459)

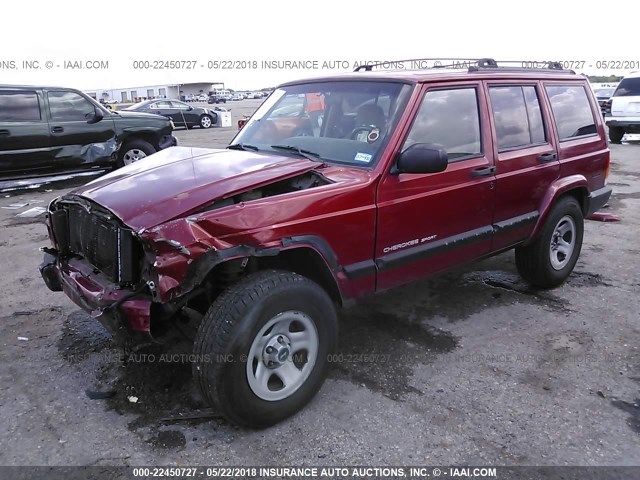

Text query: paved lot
(0, 120), (639, 467)
(171, 99), (264, 149)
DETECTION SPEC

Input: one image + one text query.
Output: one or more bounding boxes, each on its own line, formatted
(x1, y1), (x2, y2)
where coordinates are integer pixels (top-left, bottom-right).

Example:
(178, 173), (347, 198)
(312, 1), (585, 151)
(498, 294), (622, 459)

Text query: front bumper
(40, 251), (152, 335)
(160, 134), (178, 150)
(586, 186), (613, 217)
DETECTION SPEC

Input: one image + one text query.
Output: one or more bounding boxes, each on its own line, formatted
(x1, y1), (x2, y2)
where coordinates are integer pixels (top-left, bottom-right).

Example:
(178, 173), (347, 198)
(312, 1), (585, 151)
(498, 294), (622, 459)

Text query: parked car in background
(185, 94), (197, 103)
(208, 93), (226, 104)
(593, 87), (615, 115)
(124, 99), (217, 129)
(0, 84), (176, 178)
(605, 72), (640, 143)
(232, 93), (243, 101)
(40, 58), (611, 428)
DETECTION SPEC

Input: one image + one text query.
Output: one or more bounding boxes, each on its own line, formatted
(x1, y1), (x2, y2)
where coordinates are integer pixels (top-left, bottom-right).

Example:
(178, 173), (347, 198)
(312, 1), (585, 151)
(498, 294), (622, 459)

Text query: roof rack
(353, 58), (575, 74)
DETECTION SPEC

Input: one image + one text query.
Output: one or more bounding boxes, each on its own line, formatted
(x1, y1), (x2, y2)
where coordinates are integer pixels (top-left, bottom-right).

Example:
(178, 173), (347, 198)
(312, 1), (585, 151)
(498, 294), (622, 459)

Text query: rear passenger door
(0, 89), (52, 175)
(375, 84), (495, 291)
(486, 82), (559, 251)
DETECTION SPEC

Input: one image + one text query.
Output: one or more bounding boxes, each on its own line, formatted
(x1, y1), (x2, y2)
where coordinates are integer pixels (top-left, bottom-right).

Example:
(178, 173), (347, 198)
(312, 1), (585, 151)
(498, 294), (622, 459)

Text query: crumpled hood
(70, 147), (319, 230)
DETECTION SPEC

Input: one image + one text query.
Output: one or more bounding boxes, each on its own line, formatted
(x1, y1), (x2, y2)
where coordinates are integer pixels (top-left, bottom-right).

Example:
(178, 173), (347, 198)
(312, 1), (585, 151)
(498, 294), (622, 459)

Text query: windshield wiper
(227, 143), (259, 151)
(271, 145), (324, 163)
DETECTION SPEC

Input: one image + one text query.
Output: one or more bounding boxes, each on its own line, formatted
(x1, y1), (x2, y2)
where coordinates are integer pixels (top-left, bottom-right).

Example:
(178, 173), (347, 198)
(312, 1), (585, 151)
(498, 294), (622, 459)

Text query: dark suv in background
(0, 85), (177, 179)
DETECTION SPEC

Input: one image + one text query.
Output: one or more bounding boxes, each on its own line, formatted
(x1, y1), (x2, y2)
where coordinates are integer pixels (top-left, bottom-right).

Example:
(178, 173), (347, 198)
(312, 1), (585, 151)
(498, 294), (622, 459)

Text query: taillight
(605, 155), (611, 179)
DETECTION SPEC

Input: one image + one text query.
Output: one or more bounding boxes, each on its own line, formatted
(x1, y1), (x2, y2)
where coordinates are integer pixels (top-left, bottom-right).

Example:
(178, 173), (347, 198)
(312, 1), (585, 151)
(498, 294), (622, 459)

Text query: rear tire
(609, 126), (625, 144)
(515, 196), (584, 289)
(192, 270), (337, 428)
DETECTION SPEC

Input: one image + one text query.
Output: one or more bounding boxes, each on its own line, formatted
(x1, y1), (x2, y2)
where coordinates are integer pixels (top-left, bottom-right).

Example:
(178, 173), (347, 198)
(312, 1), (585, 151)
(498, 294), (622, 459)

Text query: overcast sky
(2, 0), (639, 91)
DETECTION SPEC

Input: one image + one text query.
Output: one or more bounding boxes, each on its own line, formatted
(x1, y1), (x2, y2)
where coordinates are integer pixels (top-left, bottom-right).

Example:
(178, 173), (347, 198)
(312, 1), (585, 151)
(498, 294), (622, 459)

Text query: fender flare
(180, 235), (345, 302)
(527, 174), (588, 243)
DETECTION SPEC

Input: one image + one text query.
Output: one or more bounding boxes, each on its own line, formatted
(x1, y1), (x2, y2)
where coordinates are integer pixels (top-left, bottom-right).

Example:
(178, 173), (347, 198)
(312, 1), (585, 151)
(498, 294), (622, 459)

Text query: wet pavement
(0, 135), (638, 467)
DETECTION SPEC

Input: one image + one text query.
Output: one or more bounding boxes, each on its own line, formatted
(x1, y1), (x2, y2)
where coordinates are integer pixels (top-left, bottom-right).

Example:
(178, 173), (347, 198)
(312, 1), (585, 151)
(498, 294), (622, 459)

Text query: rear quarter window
(545, 85), (597, 140)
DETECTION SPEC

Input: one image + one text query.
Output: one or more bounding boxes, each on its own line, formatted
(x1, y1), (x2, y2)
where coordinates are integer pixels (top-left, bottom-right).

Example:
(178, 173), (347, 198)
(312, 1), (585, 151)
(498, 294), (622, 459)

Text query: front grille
(51, 200), (141, 284)
(67, 205), (119, 280)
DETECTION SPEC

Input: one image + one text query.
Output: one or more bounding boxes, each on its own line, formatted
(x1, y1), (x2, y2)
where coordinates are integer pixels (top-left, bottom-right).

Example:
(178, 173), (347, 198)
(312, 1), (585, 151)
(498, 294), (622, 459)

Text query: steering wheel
(350, 125), (379, 141)
(292, 126), (314, 137)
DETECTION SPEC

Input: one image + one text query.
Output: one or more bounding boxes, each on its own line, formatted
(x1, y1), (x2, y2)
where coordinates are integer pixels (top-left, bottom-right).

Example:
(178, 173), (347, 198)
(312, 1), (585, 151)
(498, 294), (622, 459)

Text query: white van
(211, 89), (232, 101)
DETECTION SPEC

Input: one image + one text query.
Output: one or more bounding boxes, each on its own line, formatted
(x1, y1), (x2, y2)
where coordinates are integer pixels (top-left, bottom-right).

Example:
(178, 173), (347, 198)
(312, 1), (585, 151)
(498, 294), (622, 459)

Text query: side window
(403, 88), (481, 161)
(0, 90), (41, 121)
(489, 85), (546, 150)
(48, 91), (95, 121)
(150, 101), (172, 109)
(170, 101), (190, 110)
(545, 85), (597, 140)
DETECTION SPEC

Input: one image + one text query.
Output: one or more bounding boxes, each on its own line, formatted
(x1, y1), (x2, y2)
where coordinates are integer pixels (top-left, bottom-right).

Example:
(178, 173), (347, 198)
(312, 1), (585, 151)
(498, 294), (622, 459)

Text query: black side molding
(343, 259), (377, 280)
(493, 211), (539, 233)
(376, 226), (494, 272)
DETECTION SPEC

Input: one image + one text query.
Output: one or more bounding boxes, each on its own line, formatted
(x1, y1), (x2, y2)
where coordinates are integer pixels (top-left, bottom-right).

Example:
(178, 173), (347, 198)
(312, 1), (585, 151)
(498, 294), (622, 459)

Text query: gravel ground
(0, 115), (638, 468)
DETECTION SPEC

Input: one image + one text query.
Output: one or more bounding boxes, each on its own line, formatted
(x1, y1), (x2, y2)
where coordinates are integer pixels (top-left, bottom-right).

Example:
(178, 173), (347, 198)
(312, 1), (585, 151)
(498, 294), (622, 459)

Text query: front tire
(192, 270), (337, 428)
(117, 139), (156, 167)
(515, 196), (584, 289)
(609, 126), (625, 144)
(200, 114), (213, 129)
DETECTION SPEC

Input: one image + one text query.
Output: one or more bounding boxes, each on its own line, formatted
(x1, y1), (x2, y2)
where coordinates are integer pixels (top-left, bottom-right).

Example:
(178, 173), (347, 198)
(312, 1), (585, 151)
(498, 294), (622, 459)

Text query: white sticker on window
(354, 152), (373, 162)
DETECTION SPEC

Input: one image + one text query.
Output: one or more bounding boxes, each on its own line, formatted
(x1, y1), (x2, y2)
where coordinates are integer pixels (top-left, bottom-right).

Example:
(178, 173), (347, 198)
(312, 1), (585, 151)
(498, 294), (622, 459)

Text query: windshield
(123, 101), (150, 110)
(231, 81), (413, 167)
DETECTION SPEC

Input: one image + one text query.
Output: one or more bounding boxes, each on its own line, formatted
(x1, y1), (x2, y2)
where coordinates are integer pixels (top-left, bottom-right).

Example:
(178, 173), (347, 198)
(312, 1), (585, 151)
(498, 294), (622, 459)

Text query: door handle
(51, 126), (64, 134)
(0, 129), (10, 136)
(471, 166), (496, 177)
(538, 152), (557, 162)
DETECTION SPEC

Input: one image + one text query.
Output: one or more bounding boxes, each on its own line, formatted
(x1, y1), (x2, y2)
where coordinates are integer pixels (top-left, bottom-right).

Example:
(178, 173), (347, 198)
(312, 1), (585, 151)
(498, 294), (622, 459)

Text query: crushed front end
(40, 196), (155, 342)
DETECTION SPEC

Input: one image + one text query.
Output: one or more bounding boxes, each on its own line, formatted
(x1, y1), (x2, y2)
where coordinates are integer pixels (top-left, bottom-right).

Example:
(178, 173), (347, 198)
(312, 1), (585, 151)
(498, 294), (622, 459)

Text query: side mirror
(187, 106), (193, 111)
(393, 143), (448, 175)
(86, 107), (104, 124)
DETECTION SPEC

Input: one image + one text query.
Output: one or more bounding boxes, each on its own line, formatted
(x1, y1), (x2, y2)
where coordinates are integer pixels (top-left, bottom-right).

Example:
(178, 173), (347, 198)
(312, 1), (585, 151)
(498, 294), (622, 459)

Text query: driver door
(149, 100), (180, 125)
(375, 83), (496, 291)
(46, 90), (116, 170)
(170, 101), (196, 126)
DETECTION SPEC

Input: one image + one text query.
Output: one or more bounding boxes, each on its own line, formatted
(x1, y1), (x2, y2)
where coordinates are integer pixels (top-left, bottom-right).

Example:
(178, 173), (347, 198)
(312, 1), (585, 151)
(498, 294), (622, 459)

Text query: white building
(85, 82), (225, 103)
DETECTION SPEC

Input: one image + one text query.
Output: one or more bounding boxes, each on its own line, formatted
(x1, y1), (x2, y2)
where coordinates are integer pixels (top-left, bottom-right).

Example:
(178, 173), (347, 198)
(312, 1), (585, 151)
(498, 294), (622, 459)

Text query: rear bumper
(586, 186), (613, 217)
(160, 134), (178, 150)
(40, 251), (152, 335)
(606, 118), (640, 128)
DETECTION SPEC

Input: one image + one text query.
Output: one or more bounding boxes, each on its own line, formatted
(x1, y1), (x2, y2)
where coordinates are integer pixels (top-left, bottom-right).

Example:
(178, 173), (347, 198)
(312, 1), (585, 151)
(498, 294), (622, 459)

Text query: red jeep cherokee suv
(40, 59), (611, 427)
